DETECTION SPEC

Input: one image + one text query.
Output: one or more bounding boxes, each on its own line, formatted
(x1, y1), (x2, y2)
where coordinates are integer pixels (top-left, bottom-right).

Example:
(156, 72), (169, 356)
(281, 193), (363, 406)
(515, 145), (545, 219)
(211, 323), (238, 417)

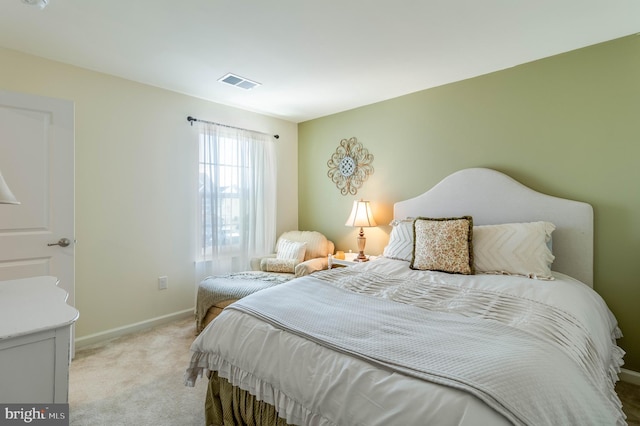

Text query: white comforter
(185, 258), (625, 426)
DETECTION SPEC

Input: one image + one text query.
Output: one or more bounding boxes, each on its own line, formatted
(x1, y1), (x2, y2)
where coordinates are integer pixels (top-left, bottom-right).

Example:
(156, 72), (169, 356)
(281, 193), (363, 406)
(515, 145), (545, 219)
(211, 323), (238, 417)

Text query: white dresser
(0, 276), (79, 403)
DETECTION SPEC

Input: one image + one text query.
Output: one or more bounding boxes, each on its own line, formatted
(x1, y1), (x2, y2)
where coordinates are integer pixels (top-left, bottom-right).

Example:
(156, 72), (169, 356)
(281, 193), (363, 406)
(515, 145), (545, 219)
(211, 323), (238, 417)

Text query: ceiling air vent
(218, 73), (261, 90)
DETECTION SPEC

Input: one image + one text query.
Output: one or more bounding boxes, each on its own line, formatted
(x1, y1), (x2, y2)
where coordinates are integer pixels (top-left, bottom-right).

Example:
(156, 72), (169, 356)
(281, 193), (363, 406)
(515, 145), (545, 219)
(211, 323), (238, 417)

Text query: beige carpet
(69, 316), (207, 426)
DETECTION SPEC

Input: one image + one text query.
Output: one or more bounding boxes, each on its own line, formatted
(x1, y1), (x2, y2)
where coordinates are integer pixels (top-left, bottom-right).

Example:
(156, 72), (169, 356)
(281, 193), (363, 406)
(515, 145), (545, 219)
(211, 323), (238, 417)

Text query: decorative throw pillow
(473, 221), (555, 280)
(276, 239), (307, 263)
(410, 216), (474, 275)
(382, 218), (415, 262)
(261, 258), (297, 273)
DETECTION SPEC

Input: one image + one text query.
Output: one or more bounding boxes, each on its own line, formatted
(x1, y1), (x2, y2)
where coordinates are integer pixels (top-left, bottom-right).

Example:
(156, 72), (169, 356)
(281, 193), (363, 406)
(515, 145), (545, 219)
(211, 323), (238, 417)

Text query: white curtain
(195, 122), (277, 282)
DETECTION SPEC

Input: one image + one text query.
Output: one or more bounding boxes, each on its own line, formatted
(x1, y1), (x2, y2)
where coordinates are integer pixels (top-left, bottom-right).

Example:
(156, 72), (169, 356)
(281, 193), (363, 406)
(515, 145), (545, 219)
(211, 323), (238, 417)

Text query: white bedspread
(185, 258), (625, 426)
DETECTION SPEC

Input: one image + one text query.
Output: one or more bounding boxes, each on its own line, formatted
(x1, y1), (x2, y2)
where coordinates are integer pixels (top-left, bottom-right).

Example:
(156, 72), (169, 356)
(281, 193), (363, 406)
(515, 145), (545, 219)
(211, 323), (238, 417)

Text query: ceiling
(1, 1), (639, 123)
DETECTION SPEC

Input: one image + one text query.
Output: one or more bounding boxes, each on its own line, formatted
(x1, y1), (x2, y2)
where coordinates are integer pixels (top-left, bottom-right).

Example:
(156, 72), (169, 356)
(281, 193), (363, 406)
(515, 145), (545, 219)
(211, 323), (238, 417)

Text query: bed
(185, 168), (625, 426)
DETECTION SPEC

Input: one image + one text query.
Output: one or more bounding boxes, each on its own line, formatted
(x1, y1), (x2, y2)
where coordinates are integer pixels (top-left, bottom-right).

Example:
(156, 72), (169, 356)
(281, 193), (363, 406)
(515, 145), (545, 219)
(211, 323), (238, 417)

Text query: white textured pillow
(383, 218), (415, 262)
(473, 221), (556, 280)
(276, 239), (307, 262)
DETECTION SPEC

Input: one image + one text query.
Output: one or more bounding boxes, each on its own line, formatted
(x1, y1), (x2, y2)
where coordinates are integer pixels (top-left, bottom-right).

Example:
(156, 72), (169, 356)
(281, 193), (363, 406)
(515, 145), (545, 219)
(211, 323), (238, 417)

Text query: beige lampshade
(345, 200), (376, 227)
(0, 171), (20, 204)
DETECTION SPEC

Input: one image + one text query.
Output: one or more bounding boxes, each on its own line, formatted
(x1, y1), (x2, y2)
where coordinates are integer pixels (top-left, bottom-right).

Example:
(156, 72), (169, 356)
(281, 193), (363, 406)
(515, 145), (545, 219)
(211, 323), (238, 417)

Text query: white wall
(1, 47), (299, 341)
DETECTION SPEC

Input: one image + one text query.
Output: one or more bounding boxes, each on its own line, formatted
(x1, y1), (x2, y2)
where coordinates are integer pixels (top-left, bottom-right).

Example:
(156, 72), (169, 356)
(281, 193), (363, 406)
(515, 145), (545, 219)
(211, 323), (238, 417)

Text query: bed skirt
(206, 372), (292, 426)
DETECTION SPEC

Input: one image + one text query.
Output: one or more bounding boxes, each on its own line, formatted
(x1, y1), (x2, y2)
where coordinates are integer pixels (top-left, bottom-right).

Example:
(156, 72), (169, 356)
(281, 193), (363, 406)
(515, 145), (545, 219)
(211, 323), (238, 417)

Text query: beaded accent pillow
(261, 258), (297, 273)
(410, 216), (474, 275)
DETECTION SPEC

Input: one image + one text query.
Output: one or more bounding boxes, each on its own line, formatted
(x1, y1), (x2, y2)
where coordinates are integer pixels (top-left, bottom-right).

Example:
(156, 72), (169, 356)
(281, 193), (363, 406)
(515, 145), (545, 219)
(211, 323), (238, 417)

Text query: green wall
(298, 35), (640, 372)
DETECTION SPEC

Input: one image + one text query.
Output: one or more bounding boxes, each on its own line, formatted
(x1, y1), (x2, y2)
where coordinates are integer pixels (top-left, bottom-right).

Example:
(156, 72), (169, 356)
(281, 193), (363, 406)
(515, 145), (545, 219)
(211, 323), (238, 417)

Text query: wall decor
(327, 137), (374, 195)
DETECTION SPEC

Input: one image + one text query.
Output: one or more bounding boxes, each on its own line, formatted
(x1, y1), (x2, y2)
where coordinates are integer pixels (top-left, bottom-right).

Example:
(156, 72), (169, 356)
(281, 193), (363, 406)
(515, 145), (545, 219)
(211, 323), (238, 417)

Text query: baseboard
(74, 308), (194, 350)
(620, 368), (640, 386)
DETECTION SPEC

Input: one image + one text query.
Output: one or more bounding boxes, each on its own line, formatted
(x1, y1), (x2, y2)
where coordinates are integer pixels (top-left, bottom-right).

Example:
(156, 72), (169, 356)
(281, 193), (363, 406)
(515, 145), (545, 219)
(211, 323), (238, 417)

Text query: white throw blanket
(227, 274), (623, 426)
(186, 261), (625, 426)
(196, 271), (293, 331)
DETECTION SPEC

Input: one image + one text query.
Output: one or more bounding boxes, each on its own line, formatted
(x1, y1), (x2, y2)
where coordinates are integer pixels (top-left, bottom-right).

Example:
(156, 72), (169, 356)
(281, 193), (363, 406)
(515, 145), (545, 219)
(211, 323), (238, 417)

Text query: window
(198, 134), (243, 257)
(195, 122), (276, 278)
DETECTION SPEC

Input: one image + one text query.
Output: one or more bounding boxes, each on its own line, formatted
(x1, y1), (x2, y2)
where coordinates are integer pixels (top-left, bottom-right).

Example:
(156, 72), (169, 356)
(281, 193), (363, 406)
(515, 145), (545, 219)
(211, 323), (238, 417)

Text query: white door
(0, 90), (75, 308)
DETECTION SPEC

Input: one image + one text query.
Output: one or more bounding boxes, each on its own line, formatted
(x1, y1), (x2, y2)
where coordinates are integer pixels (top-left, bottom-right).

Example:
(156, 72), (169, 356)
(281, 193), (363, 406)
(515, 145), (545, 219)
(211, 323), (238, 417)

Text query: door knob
(48, 238), (71, 247)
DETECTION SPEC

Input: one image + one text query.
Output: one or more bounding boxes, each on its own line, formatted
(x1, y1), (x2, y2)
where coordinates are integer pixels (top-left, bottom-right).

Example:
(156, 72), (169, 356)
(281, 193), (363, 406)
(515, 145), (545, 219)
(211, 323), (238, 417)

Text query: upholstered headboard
(394, 168), (593, 286)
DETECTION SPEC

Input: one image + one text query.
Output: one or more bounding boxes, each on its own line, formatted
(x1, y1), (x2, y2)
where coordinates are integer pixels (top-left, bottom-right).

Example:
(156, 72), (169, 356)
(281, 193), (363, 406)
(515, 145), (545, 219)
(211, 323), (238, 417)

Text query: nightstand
(332, 252), (377, 267)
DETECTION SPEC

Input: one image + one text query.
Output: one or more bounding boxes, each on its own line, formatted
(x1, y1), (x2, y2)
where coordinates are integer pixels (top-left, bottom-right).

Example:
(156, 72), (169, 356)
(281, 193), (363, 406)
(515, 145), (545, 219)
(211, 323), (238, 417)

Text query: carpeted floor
(69, 315), (640, 426)
(618, 379), (640, 425)
(69, 316), (207, 426)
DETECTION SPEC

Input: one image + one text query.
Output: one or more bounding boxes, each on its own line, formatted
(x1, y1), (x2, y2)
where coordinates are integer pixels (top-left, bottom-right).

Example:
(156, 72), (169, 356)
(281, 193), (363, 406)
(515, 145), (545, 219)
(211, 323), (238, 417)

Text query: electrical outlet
(158, 276), (168, 290)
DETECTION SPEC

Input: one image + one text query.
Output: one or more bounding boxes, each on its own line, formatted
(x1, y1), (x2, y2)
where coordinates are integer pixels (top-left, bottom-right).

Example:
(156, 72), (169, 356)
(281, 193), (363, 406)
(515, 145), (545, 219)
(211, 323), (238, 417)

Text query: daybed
(186, 168), (625, 426)
(195, 230), (334, 333)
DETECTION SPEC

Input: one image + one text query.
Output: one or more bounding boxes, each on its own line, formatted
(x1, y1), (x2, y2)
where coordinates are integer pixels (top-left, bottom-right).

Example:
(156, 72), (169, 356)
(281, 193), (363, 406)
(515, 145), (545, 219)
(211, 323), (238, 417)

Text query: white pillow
(473, 221), (555, 280)
(276, 238), (307, 263)
(382, 218), (415, 262)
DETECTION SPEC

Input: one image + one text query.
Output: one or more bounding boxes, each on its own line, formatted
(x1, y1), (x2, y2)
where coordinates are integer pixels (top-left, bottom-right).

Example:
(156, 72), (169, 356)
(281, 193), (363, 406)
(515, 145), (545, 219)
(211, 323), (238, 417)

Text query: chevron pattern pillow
(382, 218), (415, 261)
(473, 221), (556, 280)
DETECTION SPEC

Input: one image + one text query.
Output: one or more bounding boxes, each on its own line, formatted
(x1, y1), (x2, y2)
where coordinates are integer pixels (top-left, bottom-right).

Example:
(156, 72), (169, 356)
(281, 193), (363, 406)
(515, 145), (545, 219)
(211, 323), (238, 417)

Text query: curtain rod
(187, 116), (279, 139)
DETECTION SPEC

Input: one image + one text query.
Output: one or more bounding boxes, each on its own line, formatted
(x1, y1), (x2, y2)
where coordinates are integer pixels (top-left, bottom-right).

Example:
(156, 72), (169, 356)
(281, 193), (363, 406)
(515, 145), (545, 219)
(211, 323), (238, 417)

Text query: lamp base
(356, 229), (368, 261)
(355, 251), (369, 262)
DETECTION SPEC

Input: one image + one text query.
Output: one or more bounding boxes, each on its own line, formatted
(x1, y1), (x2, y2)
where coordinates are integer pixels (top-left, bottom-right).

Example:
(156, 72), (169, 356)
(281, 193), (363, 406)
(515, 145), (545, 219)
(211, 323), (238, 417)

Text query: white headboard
(394, 168), (594, 287)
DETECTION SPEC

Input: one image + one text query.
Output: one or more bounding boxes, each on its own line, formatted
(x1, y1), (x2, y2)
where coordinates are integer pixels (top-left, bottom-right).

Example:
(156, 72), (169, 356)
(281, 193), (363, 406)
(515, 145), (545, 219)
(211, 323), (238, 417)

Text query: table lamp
(345, 199), (376, 261)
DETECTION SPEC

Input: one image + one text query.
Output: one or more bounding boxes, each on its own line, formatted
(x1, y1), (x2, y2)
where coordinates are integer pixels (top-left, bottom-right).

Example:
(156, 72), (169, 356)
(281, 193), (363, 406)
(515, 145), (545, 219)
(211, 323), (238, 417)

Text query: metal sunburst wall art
(327, 137), (374, 195)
